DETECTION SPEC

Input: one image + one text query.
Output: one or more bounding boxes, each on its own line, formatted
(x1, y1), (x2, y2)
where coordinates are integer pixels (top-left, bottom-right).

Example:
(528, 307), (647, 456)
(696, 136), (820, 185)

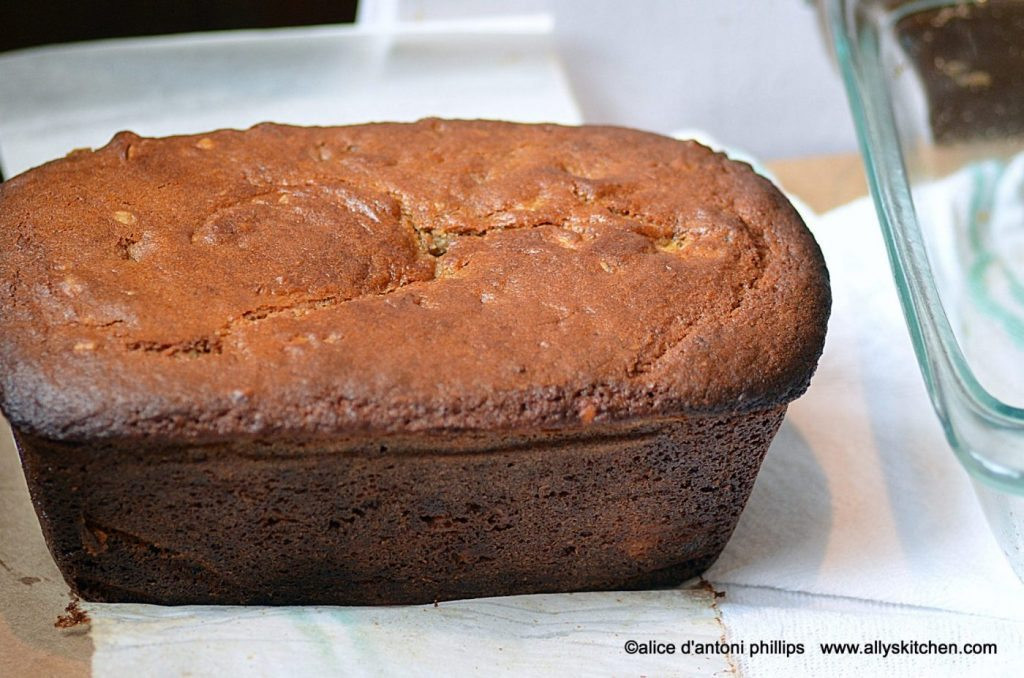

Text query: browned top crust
(0, 120), (829, 442)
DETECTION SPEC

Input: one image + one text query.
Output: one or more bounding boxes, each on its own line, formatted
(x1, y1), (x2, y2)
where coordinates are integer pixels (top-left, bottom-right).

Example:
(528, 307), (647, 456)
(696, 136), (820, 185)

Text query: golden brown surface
(0, 120), (828, 441)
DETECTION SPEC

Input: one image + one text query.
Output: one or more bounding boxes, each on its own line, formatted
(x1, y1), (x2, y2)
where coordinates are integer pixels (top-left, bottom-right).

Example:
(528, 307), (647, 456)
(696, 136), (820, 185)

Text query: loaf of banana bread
(0, 120), (829, 604)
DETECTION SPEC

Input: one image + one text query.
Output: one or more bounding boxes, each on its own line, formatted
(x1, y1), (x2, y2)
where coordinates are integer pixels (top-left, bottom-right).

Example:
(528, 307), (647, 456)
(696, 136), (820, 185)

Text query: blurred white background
(0, 0), (857, 175)
(392, 0), (856, 159)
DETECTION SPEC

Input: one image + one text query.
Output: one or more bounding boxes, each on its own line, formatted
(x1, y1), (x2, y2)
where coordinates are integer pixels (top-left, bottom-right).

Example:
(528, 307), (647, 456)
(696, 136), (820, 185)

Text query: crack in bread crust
(0, 120), (830, 439)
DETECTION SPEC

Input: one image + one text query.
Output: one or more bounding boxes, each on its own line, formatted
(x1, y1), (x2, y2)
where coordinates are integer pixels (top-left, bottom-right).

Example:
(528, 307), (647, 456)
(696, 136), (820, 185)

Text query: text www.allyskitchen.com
(622, 638), (998, 659)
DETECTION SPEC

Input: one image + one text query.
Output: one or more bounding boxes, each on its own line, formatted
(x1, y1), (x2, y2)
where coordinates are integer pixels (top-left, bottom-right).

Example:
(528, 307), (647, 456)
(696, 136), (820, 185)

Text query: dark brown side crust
(16, 406), (784, 606)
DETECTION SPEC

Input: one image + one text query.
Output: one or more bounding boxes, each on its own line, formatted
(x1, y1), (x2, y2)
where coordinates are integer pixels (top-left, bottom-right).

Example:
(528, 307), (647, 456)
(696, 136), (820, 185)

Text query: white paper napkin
(707, 190), (1024, 619)
(719, 585), (1024, 677)
(90, 590), (731, 678)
